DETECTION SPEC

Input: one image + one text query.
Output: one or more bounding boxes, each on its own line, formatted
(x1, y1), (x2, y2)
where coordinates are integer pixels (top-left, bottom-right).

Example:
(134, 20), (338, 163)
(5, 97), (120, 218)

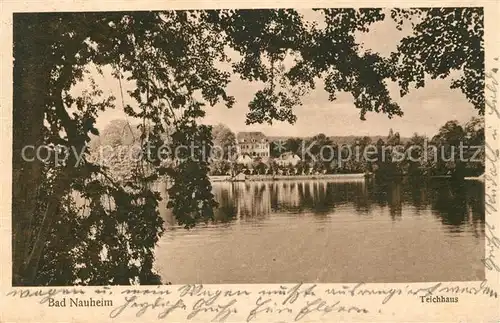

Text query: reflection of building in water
(233, 182), (272, 218)
(160, 178), (484, 233)
(211, 179), (487, 229)
(208, 180), (374, 222)
(276, 182), (301, 208)
(211, 182), (241, 223)
(301, 181), (327, 207)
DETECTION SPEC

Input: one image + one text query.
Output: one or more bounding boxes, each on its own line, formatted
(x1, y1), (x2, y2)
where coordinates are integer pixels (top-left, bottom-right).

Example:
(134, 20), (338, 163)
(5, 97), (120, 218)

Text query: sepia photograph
(11, 7), (487, 288)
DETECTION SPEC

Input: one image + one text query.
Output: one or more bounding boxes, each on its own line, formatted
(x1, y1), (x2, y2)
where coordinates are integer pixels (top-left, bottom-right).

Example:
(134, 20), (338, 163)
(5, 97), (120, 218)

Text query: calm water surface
(154, 178), (485, 283)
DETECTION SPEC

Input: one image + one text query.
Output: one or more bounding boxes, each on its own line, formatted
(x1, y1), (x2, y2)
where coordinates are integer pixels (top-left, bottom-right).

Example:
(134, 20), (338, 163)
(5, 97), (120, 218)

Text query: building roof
(236, 131), (267, 143)
(279, 152), (301, 160)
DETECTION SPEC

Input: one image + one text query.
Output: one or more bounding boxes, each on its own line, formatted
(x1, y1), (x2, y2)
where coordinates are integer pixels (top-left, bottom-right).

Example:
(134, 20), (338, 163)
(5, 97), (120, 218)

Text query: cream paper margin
(0, 1), (499, 322)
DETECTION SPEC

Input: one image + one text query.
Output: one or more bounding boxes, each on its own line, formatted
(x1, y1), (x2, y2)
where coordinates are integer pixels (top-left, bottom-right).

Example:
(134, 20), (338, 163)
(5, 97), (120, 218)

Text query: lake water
(154, 178), (485, 284)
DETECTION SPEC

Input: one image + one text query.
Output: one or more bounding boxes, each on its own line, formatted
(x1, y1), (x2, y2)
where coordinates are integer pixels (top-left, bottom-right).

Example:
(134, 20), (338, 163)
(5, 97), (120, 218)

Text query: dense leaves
(390, 8), (484, 113)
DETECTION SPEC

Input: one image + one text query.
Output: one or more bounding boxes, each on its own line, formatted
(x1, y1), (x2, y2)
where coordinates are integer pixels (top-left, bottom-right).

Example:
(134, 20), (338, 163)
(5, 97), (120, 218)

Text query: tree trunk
(24, 172), (70, 284)
(12, 15), (52, 285)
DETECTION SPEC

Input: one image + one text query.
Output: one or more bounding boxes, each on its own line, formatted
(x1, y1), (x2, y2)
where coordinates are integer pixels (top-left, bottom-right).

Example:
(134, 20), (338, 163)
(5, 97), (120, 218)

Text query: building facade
(236, 154), (253, 166)
(236, 132), (270, 158)
(276, 152), (301, 167)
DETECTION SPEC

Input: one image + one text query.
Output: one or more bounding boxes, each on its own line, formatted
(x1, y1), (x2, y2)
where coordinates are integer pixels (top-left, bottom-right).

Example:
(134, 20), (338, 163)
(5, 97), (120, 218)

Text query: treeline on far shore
(91, 117), (485, 184)
(207, 117), (485, 179)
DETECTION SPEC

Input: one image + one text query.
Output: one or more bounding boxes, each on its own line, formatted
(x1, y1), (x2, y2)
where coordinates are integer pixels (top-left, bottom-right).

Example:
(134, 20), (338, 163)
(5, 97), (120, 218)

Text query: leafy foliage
(390, 8), (484, 114)
(211, 123), (237, 160)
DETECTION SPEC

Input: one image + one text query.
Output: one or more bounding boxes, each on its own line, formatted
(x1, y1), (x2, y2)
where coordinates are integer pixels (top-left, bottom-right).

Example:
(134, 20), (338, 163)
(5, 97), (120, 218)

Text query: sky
(83, 9), (480, 139)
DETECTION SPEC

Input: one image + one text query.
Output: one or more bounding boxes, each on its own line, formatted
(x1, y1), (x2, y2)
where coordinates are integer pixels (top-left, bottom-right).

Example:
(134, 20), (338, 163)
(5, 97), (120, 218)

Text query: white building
(276, 152), (301, 167)
(236, 132), (270, 158)
(236, 154), (253, 166)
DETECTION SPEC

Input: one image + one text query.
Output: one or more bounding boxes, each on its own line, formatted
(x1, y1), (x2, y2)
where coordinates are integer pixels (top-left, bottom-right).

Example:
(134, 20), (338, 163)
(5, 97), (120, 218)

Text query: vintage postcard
(1, 0), (499, 322)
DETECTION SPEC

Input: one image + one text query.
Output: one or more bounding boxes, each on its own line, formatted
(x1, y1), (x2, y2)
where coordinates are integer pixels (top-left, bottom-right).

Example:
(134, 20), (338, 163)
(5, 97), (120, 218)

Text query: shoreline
(209, 173), (367, 182)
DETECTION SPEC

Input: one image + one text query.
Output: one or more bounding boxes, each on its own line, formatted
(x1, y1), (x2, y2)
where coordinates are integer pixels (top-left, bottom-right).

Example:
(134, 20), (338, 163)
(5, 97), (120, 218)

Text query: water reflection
(156, 178), (485, 283)
(208, 178), (485, 232)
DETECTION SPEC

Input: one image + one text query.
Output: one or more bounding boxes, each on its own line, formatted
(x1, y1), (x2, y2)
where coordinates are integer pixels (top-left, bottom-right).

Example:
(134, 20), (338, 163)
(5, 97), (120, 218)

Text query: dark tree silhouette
(390, 8), (484, 114)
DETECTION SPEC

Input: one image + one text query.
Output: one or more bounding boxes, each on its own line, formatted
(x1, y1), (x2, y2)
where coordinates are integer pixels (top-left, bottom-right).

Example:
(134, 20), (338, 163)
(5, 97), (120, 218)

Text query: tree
(209, 159), (231, 176)
(390, 8), (484, 115)
(252, 158), (267, 175)
(388, 128), (394, 140)
(91, 119), (144, 183)
(359, 136), (372, 147)
(404, 133), (428, 176)
(305, 133), (334, 162)
(464, 116), (485, 146)
(434, 120), (465, 146)
(285, 137), (302, 156)
(387, 131), (401, 146)
(98, 119), (140, 147)
(13, 11), (234, 286)
(463, 117), (485, 175)
(269, 141), (284, 158)
(423, 118), (484, 177)
(211, 123), (236, 160)
(432, 120), (466, 175)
